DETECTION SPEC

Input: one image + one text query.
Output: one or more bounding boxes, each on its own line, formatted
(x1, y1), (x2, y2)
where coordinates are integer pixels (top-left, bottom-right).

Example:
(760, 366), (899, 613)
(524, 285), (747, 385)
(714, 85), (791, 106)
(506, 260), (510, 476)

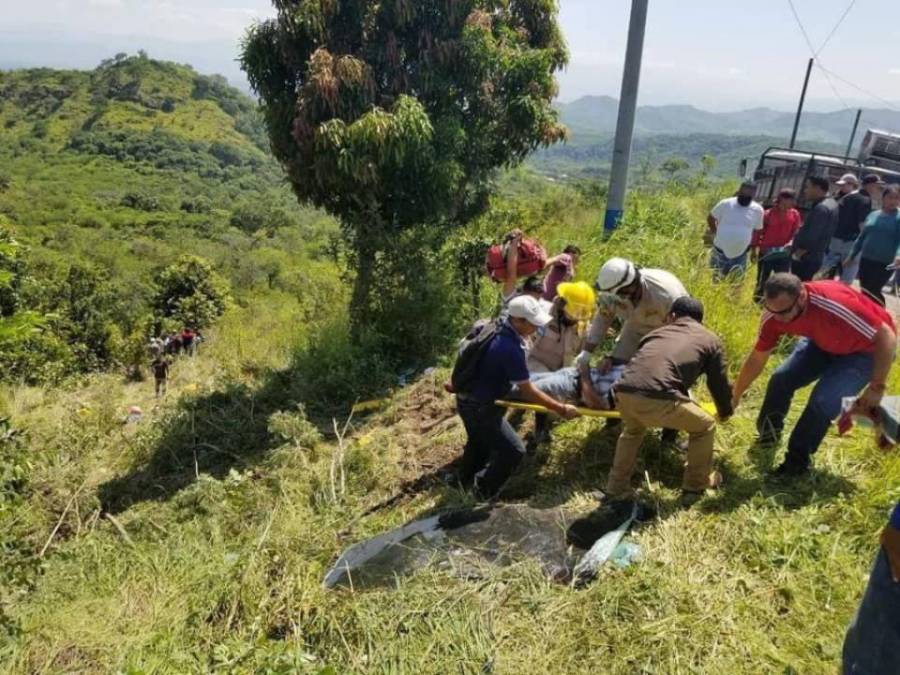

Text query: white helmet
(595, 257), (638, 293)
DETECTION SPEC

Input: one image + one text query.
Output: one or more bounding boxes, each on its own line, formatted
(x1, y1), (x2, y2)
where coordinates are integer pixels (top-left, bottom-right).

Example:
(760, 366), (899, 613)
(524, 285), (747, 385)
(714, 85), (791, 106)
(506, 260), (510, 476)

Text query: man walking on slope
(454, 295), (579, 499)
(791, 176), (839, 281)
(602, 297), (733, 507)
(707, 180), (764, 278)
(731, 273), (896, 477)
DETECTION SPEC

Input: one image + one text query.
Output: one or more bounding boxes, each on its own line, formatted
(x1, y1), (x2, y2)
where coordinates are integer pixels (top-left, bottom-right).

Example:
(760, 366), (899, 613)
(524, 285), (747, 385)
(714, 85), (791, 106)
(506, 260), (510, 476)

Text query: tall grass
(3, 178), (899, 674)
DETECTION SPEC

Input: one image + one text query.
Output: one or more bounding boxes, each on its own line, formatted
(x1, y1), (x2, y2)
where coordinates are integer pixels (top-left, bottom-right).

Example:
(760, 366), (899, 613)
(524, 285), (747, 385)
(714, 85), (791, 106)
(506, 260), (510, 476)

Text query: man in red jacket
(751, 188), (801, 302)
(732, 273), (896, 477)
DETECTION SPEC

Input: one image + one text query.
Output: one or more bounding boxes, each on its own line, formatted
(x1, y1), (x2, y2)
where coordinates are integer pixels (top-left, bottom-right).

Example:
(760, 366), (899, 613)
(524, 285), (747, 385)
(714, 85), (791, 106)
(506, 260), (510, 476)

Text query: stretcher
(496, 400), (720, 420)
(495, 400), (621, 419)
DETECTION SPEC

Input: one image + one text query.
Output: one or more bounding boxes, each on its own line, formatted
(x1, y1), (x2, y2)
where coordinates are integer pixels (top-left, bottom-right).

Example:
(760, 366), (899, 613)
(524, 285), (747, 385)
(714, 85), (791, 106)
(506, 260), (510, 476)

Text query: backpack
(485, 238), (547, 281)
(449, 320), (501, 394)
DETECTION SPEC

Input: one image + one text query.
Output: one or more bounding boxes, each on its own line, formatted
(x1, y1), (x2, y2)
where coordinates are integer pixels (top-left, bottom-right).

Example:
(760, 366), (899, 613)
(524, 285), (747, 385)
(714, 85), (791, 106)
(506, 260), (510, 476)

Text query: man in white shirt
(707, 181), (764, 278)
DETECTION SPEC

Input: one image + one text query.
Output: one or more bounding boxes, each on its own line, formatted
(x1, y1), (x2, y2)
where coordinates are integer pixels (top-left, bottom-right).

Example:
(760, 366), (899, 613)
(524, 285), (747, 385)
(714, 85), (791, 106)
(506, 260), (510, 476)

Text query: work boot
(769, 459), (810, 480)
(680, 471), (723, 508)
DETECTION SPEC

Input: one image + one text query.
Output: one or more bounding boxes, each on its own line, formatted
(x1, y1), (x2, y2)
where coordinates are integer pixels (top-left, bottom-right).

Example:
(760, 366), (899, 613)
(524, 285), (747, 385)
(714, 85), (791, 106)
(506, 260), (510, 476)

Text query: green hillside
(0, 54), (340, 382)
(1, 56), (898, 675)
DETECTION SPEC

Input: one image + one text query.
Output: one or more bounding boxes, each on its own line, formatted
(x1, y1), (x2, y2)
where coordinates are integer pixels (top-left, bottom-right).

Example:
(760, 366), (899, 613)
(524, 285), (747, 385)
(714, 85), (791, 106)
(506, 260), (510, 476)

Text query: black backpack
(449, 320), (501, 394)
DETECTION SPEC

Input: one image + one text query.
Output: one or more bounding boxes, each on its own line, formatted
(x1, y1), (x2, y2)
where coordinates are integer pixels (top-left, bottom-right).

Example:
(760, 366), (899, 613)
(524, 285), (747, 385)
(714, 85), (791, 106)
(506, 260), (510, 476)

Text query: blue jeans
(842, 545), (900, 674)
(710, 247), (748, 278)
(757, 339), (873, 467)
(820, 238), (859, 284)
(457, 398), (525, 497)
(528, 368), (579, 402)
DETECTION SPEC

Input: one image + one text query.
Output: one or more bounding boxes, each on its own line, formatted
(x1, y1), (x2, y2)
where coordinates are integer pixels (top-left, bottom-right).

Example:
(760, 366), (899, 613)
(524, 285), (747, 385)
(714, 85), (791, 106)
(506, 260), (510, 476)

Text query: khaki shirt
(587, 268), (687, 361)
(527, 319), (583, 373)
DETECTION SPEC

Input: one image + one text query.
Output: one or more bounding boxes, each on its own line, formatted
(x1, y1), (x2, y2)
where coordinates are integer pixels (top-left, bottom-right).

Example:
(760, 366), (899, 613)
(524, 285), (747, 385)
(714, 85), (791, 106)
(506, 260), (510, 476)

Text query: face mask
(737, 195), (753, 207)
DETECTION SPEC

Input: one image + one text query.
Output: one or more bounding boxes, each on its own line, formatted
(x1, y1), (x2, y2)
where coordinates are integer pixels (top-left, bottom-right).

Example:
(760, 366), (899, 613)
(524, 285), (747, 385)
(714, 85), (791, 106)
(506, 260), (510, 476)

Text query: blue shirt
(469, 322), (530, 403)
(850, 209), (900, 265)
(891, 502), (900, 530)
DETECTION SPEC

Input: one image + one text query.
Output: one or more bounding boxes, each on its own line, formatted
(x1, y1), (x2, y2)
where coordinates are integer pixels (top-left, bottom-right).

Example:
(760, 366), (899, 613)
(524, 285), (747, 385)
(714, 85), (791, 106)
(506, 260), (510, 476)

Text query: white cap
(836, 173), (859, 186)
(508, 295), (553, 327)
(596, 257), (637, 293)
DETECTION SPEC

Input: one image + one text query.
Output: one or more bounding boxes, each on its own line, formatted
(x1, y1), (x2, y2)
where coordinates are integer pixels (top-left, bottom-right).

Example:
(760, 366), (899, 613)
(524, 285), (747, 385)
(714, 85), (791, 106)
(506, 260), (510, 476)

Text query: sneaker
(769, 460), (810, 479)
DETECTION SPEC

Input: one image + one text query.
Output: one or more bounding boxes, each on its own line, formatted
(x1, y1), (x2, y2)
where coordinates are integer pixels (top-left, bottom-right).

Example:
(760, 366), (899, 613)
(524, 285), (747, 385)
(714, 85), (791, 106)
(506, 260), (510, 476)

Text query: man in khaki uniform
(575, 258), (688, 372)
(604, 297), (733, 506)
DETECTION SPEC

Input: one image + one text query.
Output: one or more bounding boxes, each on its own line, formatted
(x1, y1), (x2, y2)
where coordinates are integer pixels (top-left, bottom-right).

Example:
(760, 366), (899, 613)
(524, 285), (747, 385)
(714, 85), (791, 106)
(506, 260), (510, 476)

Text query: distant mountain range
(557, 95), (900, 146)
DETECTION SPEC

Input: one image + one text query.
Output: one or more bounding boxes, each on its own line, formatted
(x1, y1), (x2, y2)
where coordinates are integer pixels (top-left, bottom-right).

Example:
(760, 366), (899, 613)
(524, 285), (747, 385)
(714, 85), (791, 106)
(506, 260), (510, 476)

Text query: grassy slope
(3, 177), (899, 674)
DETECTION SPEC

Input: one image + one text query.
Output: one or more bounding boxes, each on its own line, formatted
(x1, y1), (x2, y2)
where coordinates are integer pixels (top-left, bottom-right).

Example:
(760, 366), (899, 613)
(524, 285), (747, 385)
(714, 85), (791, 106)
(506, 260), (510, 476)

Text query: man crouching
(604, 296), (734, 506)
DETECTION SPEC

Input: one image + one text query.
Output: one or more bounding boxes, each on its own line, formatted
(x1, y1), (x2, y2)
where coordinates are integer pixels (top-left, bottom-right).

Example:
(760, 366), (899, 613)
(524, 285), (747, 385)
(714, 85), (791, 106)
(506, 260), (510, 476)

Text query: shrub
(151, 255), (231, 329)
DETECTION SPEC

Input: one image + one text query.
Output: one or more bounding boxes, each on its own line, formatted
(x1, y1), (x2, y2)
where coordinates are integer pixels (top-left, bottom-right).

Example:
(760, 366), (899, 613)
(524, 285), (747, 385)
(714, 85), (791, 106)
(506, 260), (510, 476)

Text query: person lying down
(514, 362), (627, 410)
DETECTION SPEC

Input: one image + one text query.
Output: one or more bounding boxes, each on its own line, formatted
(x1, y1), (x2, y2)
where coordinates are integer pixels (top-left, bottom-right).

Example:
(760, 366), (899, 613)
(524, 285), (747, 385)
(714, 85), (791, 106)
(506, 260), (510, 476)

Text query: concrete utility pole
(789, 58), (814, 150)
(845, 108), (862, 159)
(603, 0), (649, 233)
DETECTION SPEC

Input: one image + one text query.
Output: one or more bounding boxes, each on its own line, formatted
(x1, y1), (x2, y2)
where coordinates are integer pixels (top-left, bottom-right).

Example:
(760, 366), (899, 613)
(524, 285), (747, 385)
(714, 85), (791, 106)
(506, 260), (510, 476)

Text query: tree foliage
(151, 255), (231, 330)
(241, 0), (568, 350)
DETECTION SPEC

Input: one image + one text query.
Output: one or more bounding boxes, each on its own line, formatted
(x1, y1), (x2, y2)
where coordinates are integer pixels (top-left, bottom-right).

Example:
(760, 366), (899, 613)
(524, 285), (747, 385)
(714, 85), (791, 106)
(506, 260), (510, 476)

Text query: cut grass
(3, 180), (900, 674)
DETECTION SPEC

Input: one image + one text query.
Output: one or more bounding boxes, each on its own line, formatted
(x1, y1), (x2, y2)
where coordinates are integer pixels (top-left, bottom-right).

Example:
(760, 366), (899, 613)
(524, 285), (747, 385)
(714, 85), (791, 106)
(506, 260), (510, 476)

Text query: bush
(120, 191), (162, 212)
(151, 255), (231, 329)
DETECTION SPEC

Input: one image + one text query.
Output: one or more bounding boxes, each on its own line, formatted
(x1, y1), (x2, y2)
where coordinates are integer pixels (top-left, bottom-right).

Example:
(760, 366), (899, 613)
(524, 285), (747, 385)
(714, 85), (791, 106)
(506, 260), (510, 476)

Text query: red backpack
(485, 238), (547, 281)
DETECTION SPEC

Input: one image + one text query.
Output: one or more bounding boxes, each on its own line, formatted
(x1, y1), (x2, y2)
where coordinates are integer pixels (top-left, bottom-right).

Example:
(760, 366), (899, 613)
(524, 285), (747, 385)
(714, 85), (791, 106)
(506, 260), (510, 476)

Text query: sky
(1, 0), (898, 112)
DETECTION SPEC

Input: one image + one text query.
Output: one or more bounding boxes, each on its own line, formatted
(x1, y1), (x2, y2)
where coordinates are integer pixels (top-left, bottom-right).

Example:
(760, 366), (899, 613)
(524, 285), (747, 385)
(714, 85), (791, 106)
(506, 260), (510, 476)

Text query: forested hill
(0, 54), (339, 383)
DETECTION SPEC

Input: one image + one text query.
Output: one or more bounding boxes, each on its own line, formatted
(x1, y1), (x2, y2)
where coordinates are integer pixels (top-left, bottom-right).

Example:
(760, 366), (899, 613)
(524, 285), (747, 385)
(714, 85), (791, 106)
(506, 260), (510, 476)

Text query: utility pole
(789, 58), (814, 149)
(845, 108), (862, 159)
(603, 0), (649, 233)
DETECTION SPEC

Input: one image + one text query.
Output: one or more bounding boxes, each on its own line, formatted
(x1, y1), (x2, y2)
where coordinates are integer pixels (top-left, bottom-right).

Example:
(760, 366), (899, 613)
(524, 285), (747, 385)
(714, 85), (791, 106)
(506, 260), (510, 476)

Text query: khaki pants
(607, 392), (716, 498)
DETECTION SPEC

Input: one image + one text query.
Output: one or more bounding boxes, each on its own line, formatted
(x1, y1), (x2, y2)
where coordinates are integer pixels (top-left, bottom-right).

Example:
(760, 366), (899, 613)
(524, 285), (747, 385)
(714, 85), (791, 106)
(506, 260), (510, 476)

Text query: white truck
(741, 128), (900, 211)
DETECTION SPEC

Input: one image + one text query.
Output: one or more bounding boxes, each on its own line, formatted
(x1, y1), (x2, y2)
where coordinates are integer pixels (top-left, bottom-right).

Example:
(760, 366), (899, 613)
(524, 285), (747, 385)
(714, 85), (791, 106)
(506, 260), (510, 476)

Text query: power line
(786, 0), (817, 55)
(785, 0), (851, 111)
(817, 65), (900, 112)
(815, 0), (857, 56)
(815, 63), (851, 111)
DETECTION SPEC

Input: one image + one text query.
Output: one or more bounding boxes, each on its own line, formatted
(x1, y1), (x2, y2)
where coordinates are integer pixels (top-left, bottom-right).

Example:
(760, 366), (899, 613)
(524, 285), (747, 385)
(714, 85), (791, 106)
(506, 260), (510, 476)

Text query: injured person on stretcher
(515, 363), (626, 410)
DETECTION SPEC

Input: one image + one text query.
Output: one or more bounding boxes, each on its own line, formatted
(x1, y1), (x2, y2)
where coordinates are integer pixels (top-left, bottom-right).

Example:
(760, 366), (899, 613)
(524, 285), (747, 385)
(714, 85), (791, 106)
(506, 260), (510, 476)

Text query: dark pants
(754, 253), (792, 302)
(842, 545), (900, 674)
(858, 257), (891, 307)
(757, 339), (873, 468)
(457, 398), (525, 498)
(791, 252), (824, 282)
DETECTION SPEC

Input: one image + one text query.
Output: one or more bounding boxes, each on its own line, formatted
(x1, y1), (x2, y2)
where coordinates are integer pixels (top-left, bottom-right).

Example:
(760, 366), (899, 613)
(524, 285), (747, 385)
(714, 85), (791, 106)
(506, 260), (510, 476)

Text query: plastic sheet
(324, 503), (640, 590)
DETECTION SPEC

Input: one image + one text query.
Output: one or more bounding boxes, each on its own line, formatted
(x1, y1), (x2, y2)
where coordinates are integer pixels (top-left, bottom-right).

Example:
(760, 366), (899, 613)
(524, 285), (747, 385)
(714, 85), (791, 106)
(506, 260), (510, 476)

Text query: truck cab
(741, 129), (900, 211)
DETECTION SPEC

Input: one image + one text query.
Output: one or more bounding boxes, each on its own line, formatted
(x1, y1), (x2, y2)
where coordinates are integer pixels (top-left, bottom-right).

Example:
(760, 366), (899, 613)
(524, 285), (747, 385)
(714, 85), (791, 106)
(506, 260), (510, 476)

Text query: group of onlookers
(448, 202), (898, 671)
(148, 327), (203, 397)
(707, 172), (900, 307)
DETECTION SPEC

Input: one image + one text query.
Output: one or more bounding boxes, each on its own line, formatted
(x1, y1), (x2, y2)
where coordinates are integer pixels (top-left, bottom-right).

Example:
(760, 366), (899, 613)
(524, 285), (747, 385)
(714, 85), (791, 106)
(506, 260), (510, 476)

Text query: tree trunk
(349, 240), (375, 343)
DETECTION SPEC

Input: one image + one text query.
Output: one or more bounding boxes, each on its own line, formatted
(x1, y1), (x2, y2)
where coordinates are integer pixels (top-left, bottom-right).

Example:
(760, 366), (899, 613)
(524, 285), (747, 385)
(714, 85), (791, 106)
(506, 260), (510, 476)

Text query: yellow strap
(495, 400), (622, 419)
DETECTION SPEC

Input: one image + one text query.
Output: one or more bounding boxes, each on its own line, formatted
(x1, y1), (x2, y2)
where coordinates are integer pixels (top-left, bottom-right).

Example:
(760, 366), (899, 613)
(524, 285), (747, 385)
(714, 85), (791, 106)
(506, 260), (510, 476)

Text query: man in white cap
(453, 295), (579, 499)
(820, 172), (872, 283)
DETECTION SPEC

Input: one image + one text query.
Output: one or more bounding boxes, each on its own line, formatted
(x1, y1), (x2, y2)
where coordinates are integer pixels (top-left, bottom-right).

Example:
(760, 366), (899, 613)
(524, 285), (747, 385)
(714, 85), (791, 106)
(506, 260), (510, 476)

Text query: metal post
(603, 0), (649, 233)
(845, 108), (862, 159)
(789, 58), (814, 149)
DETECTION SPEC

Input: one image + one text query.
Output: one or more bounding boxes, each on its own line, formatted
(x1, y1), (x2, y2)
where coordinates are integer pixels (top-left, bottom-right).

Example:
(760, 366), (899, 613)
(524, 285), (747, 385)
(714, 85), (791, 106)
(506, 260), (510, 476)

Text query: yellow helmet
(557, 281), (596, 321)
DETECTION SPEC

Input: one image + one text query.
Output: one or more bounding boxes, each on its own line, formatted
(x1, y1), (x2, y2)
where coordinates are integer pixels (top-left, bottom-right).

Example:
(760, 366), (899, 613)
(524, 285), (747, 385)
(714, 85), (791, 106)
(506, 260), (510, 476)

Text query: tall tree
(241, 0), (568, 346)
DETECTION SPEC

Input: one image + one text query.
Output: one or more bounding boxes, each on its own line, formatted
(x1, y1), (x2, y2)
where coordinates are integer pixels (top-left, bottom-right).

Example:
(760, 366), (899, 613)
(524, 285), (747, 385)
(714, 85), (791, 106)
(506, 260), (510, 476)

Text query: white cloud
(890, 68), (900, 75)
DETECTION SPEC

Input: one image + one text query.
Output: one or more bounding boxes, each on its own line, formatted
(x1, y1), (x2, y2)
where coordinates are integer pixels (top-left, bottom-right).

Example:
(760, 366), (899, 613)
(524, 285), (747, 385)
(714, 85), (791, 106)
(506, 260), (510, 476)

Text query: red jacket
(753, 207), (802, 249)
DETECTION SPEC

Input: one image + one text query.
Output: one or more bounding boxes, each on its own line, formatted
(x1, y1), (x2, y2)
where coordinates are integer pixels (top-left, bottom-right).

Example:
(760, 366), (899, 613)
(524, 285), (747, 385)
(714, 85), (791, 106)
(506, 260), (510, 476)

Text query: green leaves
(241, 0), (568, 353)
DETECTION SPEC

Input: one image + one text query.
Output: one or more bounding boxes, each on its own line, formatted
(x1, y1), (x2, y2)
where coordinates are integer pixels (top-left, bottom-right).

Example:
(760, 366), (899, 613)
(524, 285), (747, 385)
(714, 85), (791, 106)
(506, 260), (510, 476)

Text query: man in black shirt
(820, 173), (872, 283)
(792, 176), (839, 281)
